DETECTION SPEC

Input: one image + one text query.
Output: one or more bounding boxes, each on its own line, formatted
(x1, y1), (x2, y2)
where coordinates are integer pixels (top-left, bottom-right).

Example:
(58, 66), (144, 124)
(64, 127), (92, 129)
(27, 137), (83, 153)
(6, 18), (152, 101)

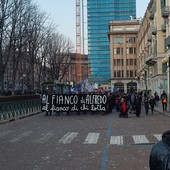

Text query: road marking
(110, 136), (123, 145)
(83, 133), (100, 144)
(9, 131), (32, 143)
(58, 132), (78, 144)
(0, 130), (12, 137)
(153, 134), (162, 141)
(132, 135), (149, 144)
(36, 132), (54, 143)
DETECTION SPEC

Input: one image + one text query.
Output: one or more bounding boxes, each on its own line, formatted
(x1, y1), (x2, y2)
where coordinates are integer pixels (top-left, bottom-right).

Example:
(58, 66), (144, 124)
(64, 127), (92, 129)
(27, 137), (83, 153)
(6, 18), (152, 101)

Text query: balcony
(149, 11), (154, 20)
(161, 24), (166, 32)
(162, 6), (170, 18)
(166, 35), (170, 48)
(145, 54), (157, 66)
(152, 26), (157, 35)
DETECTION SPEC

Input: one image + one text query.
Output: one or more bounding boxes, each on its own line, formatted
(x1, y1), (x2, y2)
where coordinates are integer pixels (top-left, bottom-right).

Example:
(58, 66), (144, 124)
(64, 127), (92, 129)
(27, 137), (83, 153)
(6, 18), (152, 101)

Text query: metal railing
(0, 98), (41, 122)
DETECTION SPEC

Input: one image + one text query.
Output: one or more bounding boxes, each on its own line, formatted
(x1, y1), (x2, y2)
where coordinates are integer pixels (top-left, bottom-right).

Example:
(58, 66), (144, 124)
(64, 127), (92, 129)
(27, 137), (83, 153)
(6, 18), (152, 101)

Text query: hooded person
(149, 130), (170, 170)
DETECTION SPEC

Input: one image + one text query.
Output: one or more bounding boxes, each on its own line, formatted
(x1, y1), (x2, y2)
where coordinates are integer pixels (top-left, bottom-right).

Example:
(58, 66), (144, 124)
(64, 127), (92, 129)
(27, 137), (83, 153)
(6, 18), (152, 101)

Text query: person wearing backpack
(149, 130), (170, 170)
(161, 91), (168, 112)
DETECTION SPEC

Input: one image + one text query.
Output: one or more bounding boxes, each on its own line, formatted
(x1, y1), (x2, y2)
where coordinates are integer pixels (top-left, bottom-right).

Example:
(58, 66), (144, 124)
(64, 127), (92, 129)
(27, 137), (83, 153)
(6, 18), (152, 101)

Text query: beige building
(108, 0), (170, 96)
(108, 20), (140, 93)
(162, 0), (170, 96)
(137, 0), (167, 96)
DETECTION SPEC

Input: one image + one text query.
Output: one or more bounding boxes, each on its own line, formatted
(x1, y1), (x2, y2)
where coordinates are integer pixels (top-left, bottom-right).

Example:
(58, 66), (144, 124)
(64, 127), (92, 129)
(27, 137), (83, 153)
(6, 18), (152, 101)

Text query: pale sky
(34, 0), (150, 52)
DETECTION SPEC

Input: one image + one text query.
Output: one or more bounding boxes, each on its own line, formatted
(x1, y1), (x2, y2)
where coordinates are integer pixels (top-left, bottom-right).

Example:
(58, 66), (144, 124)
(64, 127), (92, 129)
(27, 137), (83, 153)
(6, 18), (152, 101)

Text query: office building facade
(87, 0), (136, 84)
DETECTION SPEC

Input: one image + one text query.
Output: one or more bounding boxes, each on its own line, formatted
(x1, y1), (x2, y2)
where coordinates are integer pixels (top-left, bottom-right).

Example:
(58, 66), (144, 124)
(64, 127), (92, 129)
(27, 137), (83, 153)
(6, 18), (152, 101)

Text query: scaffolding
(76, 0), (82, 83)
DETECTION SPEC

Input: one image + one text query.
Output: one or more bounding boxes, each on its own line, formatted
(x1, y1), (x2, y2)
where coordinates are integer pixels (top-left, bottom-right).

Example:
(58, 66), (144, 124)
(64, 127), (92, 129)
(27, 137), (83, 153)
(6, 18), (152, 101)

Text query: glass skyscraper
(87, 0), (136, 84)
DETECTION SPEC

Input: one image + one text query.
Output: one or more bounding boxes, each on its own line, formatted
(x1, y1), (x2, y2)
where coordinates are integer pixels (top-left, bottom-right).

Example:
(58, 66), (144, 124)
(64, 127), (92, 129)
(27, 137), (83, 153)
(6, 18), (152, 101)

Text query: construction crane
(76, 0), (82, 83)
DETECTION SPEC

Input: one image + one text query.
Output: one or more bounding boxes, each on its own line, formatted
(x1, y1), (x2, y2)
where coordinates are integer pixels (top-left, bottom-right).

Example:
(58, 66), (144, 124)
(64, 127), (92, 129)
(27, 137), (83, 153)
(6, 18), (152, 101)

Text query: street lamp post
(22, 74), (26, 93)
(142, 70), (148, 94)
(168, 57), (170, 110)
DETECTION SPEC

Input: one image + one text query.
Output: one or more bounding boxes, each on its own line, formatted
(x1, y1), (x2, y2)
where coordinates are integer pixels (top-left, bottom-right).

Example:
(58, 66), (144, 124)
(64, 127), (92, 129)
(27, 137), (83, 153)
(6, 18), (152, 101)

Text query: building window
(121, 48), (123, 54)
(117, 71), (121, 77)
(126, 37), (136, 43)
(116, 48), (121, 54)
(113, 37), (123, 44)
(114, 59), (116, 66)
(130, 70), (133, 77)
(122, 70), (124, 77)
(127, 70), (129, 77)
(114, 48), (123, 55)
(135, 70), (137, 77)
(162, 63), (167, 74)
(129, 47), (133, 54)
(126, 59), (129, 65)
(130, 59), (133, 65)
(114, 48), (116, 55)
(127, 47), (135, 54)
(117, 59), (120, 66)
(121, 59), (124, 66)
(134, 48), (136, 54)
(114, 71), (116, 77)
(134, 59), (136, 65)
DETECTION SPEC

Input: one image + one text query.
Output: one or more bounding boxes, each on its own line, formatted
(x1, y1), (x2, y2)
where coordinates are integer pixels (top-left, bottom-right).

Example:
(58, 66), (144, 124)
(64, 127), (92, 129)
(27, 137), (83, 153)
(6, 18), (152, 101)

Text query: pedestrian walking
(144, 96), (149, 115)
(107, 92), (113, 113)
(161, 91), (168, 112)
(135, 93), (142, 117)
(115, 94), (120, 112)
(149, 96), (156, 114)
(126, 93), (131, 113)
(154, 91), (159, 106)
(119, 97), (128, 118)
(130, 93), (136, 114)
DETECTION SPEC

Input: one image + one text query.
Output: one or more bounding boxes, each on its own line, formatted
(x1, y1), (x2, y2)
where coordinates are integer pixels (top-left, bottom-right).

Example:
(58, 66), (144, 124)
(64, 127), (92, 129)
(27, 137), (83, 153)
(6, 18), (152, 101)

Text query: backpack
(163, 98), (167, 103)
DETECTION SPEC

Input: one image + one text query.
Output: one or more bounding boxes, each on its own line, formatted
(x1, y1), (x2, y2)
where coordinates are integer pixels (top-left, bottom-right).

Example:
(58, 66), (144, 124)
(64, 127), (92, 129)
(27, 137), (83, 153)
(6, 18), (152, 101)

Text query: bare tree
(0, 0), (75, 95)
(45, 32), (74, 81)
(0, 0), (14, 89)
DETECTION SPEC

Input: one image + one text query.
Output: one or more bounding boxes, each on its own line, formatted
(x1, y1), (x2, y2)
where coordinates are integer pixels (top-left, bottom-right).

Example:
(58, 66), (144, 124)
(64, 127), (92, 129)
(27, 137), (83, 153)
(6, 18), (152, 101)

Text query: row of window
(113, 37), (136, 44)
(113, 59), (137, 66)
(113, 47), (136, 55)
(88, 12), (135, 17)
(114, 70), (137, 78)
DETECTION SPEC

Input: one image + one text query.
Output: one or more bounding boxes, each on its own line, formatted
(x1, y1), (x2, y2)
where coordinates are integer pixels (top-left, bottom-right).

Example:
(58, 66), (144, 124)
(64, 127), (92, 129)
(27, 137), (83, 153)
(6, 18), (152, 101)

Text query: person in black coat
(149, 130), (170, 170)
(149, 96), (156, 114)
(144, 96), (149, 115)
(161, 91), (168, 112)
(135, 93), (142, 117)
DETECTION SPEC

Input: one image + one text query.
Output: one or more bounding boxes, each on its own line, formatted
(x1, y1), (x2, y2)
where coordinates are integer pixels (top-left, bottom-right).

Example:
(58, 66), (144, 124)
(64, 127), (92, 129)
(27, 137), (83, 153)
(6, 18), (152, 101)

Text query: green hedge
(0, 94), (41, 103)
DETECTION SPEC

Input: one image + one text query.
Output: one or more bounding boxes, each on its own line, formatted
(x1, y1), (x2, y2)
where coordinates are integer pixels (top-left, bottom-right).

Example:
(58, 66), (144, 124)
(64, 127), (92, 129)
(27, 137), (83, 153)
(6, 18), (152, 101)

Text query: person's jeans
(162, 102), (167, 111)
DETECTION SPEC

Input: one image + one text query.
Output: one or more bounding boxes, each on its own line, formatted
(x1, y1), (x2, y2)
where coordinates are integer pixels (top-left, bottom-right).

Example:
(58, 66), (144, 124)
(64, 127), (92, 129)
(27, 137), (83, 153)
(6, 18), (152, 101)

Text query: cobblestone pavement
(0, 105), (169, 170)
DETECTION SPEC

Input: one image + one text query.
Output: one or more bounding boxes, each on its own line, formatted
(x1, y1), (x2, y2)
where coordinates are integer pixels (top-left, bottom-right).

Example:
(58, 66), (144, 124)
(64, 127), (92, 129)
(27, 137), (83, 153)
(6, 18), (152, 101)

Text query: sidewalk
(154, 101), (170, 117)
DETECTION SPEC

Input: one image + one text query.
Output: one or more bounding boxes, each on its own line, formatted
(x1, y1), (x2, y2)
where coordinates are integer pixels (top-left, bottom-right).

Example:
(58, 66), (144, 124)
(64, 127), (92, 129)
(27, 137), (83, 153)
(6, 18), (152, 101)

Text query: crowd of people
(107, 90), (165, 118)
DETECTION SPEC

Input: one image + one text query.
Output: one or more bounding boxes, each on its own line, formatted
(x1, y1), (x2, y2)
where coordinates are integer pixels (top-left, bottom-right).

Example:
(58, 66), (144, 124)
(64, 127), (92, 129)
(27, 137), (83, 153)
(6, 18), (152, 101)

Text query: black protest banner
(41, 94), (108, 112)
(41, 94), (53, 112)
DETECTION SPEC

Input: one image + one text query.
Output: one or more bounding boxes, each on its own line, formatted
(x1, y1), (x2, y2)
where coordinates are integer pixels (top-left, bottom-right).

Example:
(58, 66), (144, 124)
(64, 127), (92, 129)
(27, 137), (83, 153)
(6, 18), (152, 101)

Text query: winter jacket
(149, 130), (170, 170)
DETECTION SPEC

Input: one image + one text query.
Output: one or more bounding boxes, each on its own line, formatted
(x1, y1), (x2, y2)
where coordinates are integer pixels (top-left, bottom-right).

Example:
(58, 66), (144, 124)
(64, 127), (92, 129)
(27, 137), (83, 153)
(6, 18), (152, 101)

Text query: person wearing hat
(149, 130), (170, 169)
